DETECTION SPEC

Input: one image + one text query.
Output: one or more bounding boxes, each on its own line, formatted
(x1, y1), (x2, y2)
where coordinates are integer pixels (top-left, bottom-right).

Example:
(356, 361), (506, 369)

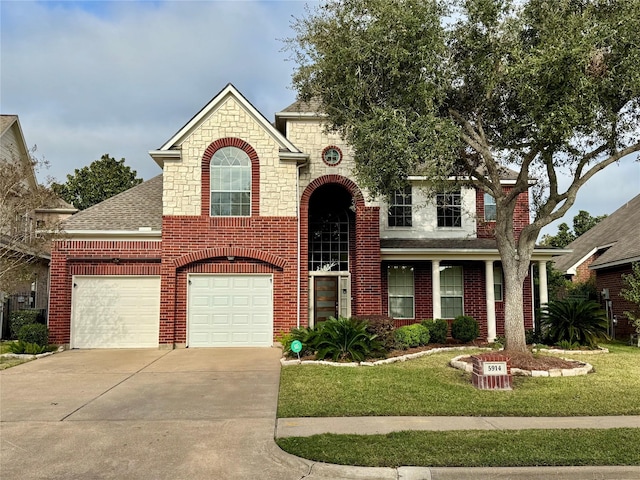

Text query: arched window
(210, 146), (251, 217)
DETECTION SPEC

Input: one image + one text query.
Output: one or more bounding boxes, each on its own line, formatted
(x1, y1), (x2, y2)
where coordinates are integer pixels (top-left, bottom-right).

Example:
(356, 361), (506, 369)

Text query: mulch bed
(288, 342), (585, 371)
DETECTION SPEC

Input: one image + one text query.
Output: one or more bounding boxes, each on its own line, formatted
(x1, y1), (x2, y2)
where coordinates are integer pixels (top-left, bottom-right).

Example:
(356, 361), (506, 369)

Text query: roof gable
(150, 84), (303, 167)
(554, 194), (640, 273)
(0, 114), (38, 190)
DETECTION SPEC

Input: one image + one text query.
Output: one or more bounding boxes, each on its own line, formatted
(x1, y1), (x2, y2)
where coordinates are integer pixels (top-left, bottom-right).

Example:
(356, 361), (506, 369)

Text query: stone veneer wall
(163, 96), (298, 217)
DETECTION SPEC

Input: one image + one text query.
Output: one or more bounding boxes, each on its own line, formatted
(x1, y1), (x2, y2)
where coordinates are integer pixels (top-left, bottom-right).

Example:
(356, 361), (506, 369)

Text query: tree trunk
(494, 199), (535, 354)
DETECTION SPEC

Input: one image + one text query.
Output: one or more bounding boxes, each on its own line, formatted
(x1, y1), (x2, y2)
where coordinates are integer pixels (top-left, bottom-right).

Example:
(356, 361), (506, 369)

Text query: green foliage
(450, 316), (479, 343)
(540, 211), (607, 248)
(621, 262), (640, 337)
(9, 310), (40, 339)
(394, 324), (430, 349)
(422, 319), (448, 344)
(525, 329), (544, 345)
(359, 315), (396, 349)
(52, 154), (143, 210)
(17, 323), (49, 347)
(286, 326), (324, 357)
(315, 317), (381, 362)
(541, 299), (609, 348)
(557, 340), (581, 351)
(7, 340), (53, 355)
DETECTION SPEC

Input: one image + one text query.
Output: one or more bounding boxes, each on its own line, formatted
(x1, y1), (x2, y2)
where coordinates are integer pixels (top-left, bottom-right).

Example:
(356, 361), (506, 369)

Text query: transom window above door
(210, 146), (251, 217)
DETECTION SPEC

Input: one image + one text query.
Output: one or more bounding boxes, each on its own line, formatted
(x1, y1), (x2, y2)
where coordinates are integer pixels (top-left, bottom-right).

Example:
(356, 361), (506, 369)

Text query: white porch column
(485, 260), (497, 342)
(538, 260), (549, 307)
(432, 260), (441, 319)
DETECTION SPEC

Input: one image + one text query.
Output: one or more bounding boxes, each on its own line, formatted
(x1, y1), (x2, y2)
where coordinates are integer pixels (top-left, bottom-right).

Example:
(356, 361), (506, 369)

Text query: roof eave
(590, 255), (640, 271)
(60, 230), (162, 240)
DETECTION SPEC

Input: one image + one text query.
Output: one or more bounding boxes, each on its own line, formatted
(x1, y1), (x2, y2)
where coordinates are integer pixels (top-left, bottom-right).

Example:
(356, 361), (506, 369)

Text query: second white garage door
(187, 274), (273, 347)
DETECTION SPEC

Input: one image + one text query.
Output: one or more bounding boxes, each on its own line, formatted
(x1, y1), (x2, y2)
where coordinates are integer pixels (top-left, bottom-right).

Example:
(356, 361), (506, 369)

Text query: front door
(314, 276), (338, 324)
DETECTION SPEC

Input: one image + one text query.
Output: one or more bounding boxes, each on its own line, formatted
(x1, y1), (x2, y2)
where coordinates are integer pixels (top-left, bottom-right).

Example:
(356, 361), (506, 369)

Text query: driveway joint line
(59, 350), (173, 422)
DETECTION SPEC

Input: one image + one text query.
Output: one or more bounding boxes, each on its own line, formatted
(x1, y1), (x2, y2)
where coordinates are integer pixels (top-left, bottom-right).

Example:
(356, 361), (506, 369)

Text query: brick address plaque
(472, 353), (512, 390)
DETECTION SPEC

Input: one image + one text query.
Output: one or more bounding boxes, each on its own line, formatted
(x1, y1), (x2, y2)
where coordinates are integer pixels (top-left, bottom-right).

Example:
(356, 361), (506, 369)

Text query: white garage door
(188, 274), (273, 347)
(71, 276), (160, 348)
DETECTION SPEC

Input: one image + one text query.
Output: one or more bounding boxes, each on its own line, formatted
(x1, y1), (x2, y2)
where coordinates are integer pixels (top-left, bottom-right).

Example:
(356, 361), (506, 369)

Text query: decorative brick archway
(300, 175), (381, 320)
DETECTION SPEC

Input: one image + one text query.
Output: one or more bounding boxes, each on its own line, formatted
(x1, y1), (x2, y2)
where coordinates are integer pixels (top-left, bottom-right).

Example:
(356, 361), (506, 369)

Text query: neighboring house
(0, 115), (76, 336)
(48, 84), (557, 349)
(554, 194), (640, 339)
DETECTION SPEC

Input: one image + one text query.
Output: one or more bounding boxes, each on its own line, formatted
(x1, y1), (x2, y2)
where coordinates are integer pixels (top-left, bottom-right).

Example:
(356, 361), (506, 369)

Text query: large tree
(288, 0), (640, 352)
(52, 154), (142, 210)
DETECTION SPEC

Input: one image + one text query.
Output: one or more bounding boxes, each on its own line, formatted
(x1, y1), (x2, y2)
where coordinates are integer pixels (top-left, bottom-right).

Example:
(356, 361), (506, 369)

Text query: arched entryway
(307, 184), (355, 324)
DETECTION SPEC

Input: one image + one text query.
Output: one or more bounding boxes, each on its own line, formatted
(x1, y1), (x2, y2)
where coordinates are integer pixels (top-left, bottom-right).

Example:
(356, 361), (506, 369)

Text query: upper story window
(437, 190), (461, 227)
(322, 145), (343, 166)
(210, 146), (251, 217)
(484, 193), (497, 221)
(388, 186), (412, 227)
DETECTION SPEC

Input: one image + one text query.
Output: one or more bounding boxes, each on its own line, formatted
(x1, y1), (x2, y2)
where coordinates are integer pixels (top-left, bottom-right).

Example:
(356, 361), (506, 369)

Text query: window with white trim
(388, 186), (412, 227)
(493, 265), (503, 302)
(484, 193), (497, 221)
(436, 190), (462, 227)
(388, 265), (414, 319)
(210, 146), (251, 217)
(440, 265), (463, 318)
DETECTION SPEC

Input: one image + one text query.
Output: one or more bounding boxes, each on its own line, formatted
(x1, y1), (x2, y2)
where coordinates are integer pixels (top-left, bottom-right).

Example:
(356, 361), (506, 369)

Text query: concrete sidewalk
(277, 415), (640, 437)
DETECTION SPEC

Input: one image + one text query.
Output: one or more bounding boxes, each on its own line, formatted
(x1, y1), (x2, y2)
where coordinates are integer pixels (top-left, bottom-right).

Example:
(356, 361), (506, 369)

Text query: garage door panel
(71, 276), (160, 349)
(188, 274), (273, 347)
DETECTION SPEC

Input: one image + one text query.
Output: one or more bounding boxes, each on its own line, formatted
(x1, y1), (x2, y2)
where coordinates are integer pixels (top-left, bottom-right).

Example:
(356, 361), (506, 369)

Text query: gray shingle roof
(554, 194), (640, 272)
(279, 98), (324, 114)
(61, 175), (163, 231)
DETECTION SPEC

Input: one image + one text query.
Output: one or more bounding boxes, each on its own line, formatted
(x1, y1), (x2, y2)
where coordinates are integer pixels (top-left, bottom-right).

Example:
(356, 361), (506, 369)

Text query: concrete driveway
(0, 348), (320, 480)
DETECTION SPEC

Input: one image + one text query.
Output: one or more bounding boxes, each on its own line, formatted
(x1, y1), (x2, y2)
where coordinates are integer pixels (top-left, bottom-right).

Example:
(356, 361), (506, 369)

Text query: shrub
(9, 310), (40, 339)
(422, 319), (448, 344)
(525, 328), (544, 345)
(451, 315), (479, 343)
(541, 299), (610, 348)
(17, 323), (49, 347)
(394, 324), (430, 349)
(315, 316), (381, 362)
(358, 315), (396, 349)
(285, 325), (324, 357)
(7, 340), (52, 355)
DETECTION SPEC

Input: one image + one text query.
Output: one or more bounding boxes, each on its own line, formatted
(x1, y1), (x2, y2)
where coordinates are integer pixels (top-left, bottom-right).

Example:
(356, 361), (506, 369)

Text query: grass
(277, 343), (640, 417)
(277, 429), (640, 467)
(0, 340), (35, 370)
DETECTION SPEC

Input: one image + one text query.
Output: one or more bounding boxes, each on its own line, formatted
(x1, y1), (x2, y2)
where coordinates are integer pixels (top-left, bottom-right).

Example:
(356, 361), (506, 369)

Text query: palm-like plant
(541, 299), (610, 348)
(315, 316), (381, 362)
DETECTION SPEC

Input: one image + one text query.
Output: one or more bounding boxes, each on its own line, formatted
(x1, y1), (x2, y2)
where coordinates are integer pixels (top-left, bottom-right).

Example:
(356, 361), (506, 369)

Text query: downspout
(296, 161), (308, 329)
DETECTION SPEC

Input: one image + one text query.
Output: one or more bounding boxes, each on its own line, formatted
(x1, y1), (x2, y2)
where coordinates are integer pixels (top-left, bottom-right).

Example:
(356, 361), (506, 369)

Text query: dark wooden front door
(314, 276), (338, 324)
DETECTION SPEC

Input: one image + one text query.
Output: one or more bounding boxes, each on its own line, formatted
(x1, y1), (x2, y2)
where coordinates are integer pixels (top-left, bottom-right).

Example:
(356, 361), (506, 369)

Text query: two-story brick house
(48, 84), (556, 348)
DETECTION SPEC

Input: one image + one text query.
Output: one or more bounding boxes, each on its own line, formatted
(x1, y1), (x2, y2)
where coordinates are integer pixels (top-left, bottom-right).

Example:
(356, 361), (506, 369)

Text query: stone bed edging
(280, 346), (494, 367)
(450, 354), (594, 377)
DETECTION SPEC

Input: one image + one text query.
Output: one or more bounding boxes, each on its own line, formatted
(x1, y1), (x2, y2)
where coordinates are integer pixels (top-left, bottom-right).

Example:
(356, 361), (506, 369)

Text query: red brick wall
(476, 188), (530, 239)
(161, 216), (298, 345)
(300, 174), (382, 321)
(48, 240), (162, 345)
(380, 260), (534, 339)
(596, 265), (635, 338)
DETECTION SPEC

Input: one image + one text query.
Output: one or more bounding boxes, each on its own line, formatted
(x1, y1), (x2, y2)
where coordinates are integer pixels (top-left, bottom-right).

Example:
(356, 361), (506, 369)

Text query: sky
(2, 0), (638, 239)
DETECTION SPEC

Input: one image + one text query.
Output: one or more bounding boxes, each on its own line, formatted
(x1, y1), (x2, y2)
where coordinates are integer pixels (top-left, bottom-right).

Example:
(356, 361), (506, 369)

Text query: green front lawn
(278, 343), (640, 417)
(277, 429), (640, 467)
(277, 343), (640, 467)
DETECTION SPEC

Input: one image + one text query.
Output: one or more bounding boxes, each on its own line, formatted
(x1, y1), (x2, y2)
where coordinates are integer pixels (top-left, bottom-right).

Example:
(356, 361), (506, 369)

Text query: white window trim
(210, 147), (252, 217)
(388, 265), (415, 319)
(440, 265), (464, 319)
